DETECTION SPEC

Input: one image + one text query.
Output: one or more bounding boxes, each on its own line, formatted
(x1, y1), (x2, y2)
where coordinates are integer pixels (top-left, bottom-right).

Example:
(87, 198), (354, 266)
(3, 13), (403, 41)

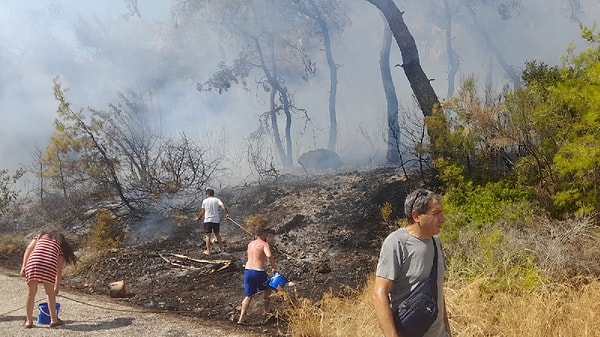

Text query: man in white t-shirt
(195, 188), (229, 255)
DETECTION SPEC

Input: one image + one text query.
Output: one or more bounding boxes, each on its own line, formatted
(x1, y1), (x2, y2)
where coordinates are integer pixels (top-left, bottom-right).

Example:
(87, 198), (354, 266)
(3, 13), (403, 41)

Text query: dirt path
(0, 269), (262, 337)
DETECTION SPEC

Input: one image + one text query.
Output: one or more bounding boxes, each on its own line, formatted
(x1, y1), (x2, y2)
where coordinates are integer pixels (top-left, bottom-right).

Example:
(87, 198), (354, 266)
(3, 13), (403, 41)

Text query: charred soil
(1, 167), (422, 336)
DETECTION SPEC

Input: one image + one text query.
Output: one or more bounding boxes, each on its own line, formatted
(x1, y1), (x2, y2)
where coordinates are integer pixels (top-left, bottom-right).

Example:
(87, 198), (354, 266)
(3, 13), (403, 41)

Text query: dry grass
(285, 277), (600, 337)
(447, 279), (600, 337)
(283, 281), (377, 337)
(0, 233), (26, 255)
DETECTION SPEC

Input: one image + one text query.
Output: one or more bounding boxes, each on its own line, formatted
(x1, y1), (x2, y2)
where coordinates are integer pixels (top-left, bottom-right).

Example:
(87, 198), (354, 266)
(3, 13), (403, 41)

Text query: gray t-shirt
(375, 228), (449, 337)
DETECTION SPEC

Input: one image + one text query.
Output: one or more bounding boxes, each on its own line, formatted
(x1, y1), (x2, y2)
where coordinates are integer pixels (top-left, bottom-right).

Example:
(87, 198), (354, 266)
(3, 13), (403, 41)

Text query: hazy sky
(1, 0), (599, 192)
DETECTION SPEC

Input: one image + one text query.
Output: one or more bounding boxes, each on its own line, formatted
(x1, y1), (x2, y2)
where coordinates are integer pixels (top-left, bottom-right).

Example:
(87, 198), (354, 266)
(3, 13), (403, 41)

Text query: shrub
(0, 233), (26, 255)
(379, 202), (395, 230)
(244, 214), (268, 234)
(86, 209), (125, 250)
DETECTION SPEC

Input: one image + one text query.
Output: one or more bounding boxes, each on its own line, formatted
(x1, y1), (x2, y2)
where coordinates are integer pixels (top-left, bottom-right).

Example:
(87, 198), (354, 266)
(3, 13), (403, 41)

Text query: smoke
(1, 0), (598, 192)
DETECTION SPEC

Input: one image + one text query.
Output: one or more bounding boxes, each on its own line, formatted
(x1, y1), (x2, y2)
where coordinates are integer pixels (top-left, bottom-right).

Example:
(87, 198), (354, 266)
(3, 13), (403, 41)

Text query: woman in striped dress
(20, 232), (77, 328)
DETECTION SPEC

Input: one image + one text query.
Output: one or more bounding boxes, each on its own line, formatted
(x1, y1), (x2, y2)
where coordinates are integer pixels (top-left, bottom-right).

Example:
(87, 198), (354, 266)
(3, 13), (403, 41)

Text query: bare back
(245, 238), (272, 271)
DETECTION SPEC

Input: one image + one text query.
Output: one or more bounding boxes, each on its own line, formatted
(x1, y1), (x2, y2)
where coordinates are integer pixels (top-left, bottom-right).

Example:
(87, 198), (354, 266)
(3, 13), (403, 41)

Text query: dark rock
(298, 149), (342, 169)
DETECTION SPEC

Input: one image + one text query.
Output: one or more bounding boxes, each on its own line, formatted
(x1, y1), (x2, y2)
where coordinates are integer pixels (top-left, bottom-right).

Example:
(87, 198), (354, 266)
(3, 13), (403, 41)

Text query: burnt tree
(366, 0), (441, 118)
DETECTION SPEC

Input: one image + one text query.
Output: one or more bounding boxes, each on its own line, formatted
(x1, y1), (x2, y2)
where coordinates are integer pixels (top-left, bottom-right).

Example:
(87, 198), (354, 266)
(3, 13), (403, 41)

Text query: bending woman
(20, 231), (77, 328)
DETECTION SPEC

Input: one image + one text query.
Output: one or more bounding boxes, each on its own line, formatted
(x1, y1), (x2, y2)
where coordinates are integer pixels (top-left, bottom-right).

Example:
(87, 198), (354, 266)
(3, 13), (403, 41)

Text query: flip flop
(49, 319), (64, 328)
(23, 322), (33, 329)
(237, 320), (248, 326)
(203, 250), (210, 256)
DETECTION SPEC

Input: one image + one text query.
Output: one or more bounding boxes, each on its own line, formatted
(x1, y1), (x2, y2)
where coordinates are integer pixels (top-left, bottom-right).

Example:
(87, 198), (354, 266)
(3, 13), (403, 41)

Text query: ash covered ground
(1, 168), (420, 336)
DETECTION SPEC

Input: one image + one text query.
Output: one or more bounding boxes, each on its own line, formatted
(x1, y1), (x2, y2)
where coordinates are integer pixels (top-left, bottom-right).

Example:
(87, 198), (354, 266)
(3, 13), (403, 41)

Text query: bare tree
(47, 80), (220, 213)
(379, 19), (401, 164)
(290, 0), (349, 153)
(442, 0), (461, 97)
(246, 132), (281, 184)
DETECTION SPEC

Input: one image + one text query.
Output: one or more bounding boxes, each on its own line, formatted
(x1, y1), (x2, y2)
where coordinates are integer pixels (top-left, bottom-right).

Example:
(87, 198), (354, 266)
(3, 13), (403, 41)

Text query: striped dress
(24, 235), (62, 284)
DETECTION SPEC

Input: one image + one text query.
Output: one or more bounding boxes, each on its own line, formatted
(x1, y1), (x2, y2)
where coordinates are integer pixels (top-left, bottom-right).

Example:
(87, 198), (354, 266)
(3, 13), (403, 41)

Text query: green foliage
(424, 105), (453, 161)
(41, 78), (106, 199)
(437, 28), (600, 218)
(442, 178), (533, 231)
(445, 227), (545, 295)
(476, 230), (544, 293)
(0, 168), (25, 215)
(86, 209), (125, 250)
(506, 29), (600, 216)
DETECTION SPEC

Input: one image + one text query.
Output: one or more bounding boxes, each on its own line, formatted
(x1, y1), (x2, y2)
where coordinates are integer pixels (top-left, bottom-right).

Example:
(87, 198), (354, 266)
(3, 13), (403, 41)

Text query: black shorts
(203, 222), (220, 234)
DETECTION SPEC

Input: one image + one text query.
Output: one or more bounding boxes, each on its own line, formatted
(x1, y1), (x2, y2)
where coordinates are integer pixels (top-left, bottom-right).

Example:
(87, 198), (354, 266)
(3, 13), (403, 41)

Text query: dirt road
(0, 269), (262, 337)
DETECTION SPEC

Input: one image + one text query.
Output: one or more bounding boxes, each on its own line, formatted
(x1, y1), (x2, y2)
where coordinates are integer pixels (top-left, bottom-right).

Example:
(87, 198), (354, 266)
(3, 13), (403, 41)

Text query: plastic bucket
(109, 280), (126, 298)
(268, 272), (288, 290)
(38, 302), (60, 324)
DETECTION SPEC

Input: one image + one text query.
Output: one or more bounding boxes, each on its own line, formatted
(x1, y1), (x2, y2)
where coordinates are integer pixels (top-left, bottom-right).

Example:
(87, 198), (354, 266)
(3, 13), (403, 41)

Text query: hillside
(0, 167), (422, 336)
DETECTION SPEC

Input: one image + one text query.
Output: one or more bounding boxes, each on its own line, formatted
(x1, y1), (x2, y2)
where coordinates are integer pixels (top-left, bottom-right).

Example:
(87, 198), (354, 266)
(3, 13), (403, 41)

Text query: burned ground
(1, 167), (421, 336)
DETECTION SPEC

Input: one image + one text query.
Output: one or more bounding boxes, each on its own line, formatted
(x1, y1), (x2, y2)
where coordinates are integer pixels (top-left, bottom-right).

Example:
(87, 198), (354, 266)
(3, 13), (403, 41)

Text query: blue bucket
(38, 302), (60, 324)
(268, 272), (288, 290)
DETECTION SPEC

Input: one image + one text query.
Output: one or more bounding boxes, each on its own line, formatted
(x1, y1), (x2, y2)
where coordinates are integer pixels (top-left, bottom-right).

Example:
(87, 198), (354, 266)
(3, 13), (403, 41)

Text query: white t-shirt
(201, 196), (223, 223)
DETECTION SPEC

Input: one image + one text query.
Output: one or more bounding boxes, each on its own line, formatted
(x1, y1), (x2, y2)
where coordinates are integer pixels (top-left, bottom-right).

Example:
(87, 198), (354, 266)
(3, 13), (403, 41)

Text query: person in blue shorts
(237, 226), (277, 325)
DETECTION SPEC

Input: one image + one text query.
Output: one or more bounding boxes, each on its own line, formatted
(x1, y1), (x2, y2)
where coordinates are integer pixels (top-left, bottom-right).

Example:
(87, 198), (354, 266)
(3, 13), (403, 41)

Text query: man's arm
(264, 244), (277, 273)
(195, 208), (205, 221)
(220, 203), (230, 218)
(372, 276), (399, 337)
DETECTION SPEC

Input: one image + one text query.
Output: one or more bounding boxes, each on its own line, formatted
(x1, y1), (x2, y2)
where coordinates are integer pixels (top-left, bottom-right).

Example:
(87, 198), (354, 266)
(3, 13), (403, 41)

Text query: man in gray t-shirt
(373, 189), (452, 337)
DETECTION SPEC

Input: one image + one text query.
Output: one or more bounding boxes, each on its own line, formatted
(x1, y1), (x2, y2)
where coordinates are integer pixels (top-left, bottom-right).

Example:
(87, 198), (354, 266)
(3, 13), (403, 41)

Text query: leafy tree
(440, 27), (600, 217)
(540, 27), (600, 215)
(187, 0), (318, 168)
(41, 79), (110, 202)
(45, 78), (134, 210)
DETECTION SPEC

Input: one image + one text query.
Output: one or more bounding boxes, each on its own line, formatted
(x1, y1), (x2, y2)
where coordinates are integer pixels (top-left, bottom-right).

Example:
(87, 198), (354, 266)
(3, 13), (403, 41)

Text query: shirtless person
(237, 226), (277, 325)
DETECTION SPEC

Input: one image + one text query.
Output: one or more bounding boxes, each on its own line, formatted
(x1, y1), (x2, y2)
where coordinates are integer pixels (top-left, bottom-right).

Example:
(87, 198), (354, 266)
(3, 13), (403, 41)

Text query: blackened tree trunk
(366, 0), (441, 117)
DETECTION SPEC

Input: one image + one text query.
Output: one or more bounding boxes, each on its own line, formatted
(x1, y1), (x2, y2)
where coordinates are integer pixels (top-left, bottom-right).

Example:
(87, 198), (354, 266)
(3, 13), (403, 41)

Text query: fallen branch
(159, 253), (201, 270)
(170, 253), (230, 264)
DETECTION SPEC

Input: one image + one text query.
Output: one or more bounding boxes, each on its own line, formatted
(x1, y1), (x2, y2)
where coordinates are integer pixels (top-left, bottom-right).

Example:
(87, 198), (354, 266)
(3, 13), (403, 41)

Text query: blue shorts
(244, 269), (269, 297)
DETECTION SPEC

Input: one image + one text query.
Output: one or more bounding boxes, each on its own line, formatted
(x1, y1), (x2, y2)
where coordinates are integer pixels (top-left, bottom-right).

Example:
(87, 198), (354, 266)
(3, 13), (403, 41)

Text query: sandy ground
(0, 269), (262, 337)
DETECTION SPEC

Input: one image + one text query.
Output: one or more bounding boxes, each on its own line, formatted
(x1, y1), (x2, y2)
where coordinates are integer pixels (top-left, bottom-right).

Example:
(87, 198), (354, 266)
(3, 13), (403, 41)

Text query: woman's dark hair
(43, 231), (77, 265)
